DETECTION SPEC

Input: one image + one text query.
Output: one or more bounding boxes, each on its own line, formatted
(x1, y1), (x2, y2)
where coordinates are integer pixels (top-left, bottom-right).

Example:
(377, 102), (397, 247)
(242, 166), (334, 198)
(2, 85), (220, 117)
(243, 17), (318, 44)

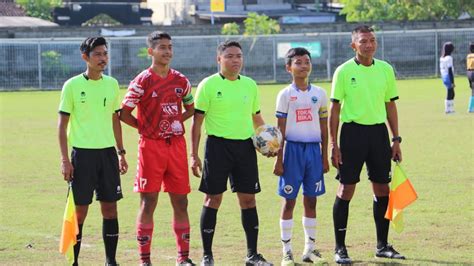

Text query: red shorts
(134, 135), (191, 194)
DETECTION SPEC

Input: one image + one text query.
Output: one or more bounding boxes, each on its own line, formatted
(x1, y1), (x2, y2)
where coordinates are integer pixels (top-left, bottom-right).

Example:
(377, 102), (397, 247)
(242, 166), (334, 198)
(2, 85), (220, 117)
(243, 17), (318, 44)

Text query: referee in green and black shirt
(190, 40), (274, 266)
(329, 26), (405, 264)
(58, 37), (128, 266)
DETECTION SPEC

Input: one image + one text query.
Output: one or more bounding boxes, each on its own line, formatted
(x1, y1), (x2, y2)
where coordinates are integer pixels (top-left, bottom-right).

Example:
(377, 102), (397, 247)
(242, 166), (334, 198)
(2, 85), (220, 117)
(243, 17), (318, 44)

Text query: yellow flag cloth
(59, 187), (79, 264)
(385, 163), (418, 233)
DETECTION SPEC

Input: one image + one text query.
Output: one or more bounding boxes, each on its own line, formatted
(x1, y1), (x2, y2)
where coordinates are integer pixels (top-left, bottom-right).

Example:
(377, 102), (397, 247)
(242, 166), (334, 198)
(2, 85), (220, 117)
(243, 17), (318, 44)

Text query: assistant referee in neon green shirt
(58, 37), (128, 266)
(329, 26), (404, 264)
(190, 40), (273, 266)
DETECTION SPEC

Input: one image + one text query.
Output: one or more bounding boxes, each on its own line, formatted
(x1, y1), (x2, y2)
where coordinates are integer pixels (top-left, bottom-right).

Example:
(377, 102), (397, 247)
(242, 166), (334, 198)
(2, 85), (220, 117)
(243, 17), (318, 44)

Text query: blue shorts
(278, 141), (325, 199)
(442, 75), (453, 89)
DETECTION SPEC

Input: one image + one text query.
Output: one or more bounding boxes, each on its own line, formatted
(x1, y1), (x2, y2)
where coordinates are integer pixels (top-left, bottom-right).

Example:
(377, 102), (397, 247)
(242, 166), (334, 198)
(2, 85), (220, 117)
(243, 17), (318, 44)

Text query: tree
(82, 14), (121, 27)
(243, 12), (280, 36)
(41, 50), (69, 84)
(340, 0), (474, 22)
(459, 0), (474, 18)
(219, 13), (280, 37)
(16, 0), (62, 21)
(221, 22), (240, 35)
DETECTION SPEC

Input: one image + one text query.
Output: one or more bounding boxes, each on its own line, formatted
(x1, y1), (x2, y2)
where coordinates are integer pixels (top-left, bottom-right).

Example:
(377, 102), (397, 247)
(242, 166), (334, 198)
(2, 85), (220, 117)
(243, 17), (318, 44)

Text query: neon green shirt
(195, 73), (260, 140)
(331, 58), (398, 125)
(59, 74), (120, 148)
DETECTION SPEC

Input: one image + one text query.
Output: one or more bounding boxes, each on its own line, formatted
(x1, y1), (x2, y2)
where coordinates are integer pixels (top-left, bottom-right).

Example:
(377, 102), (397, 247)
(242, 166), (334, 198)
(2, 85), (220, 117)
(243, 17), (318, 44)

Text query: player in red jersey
(120, 31), (195, 266)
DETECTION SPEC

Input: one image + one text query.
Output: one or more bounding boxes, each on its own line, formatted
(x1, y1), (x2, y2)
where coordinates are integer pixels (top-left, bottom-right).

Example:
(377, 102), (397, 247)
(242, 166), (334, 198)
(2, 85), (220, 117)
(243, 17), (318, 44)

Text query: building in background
(147, 0), (342, 25)
(53, 0), (153, 26)
(192, 0), (342, 24)
(0, 0), (58, 28)
(147, 0), (192, 25)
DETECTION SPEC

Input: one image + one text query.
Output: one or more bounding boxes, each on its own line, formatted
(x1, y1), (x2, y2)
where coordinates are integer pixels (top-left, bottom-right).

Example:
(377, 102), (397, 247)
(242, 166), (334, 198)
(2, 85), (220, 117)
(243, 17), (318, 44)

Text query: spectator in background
(440, 42), (455, 114)
(466, 42), (474, 113)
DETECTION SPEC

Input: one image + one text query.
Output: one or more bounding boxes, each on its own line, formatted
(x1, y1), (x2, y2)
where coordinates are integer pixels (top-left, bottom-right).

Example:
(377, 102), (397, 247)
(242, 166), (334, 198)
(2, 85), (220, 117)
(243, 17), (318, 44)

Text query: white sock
(302, 216), (317, 252)
(280, 219), (293, 253)
(445, 100), (450, 113)
(449, 100), (455, 112)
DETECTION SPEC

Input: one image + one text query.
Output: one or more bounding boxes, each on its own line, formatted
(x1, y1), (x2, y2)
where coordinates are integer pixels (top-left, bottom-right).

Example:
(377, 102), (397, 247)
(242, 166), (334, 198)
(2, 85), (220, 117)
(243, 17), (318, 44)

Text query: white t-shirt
(275, 84), (328, 143)
(440, 55), (454, 77)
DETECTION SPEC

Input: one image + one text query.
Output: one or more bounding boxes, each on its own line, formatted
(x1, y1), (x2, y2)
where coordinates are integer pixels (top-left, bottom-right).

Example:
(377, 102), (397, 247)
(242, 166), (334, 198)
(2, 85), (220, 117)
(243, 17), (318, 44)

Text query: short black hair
(441, 42), (454, 57)
(147, 31), (172, 48)
(352, 25), (375, 41)
(80, 37), (107, 56)
(217, 40), (242, 55)
(285, 47), (311, 66)
(469, 42), (474, 53)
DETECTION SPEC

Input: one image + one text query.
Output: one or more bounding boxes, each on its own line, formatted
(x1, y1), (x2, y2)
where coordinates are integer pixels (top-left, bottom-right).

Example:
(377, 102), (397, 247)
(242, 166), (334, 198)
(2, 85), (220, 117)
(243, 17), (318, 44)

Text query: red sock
(137, 222), (154, 263)
(173, 220), (190, 262)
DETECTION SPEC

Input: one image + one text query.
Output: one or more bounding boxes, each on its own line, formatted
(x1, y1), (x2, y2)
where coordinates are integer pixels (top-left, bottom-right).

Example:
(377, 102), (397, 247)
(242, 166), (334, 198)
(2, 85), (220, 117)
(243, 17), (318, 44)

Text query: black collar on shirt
(354, 57), (375, 65)
(82, 73), (103, 80)
(219, 73), (241, 80)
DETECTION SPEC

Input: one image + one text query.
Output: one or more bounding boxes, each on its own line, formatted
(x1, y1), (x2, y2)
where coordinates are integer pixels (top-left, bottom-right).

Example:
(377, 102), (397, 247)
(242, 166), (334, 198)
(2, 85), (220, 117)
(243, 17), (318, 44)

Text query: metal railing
(0, 28), (472, 90)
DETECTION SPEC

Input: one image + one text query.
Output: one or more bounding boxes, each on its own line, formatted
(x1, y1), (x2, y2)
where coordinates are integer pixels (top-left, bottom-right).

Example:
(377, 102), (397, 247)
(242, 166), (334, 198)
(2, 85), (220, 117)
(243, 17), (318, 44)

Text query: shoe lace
(311, 249), (322, 258)
(179, 258), (194, 265)
(336, 248), (348, 258)
(252, 253), (267, 262)
(386, 244), (400, 254)
(283, 252), (293, 260)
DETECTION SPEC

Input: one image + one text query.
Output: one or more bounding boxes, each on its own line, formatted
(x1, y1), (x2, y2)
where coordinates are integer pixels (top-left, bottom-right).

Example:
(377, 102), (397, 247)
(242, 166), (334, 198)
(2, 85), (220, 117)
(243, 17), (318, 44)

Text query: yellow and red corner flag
(385, 162), (418, 233)
(59, 184), (79, 264)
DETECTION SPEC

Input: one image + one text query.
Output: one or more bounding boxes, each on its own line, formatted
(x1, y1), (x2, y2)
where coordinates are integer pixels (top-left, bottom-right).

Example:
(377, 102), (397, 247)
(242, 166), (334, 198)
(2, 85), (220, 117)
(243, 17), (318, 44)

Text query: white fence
(0, 28), (473, 90)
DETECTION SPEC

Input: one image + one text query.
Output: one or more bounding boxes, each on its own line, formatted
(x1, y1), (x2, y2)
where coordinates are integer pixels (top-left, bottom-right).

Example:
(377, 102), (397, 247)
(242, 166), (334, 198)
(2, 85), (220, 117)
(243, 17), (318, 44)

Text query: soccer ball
(252, 124), (282, 156)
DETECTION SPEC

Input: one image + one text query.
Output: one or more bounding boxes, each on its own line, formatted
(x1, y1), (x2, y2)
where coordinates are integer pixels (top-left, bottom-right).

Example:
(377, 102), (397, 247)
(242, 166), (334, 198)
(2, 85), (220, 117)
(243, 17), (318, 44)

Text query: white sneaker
(281, 251), (295, 266)
(302, 249), (326, 264)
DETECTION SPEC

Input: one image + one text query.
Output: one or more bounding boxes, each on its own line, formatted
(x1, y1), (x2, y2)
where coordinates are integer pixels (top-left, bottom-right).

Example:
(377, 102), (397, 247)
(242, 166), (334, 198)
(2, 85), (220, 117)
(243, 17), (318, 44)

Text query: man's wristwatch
(391, 136), (402, 143)
(117, 149), (126, 155)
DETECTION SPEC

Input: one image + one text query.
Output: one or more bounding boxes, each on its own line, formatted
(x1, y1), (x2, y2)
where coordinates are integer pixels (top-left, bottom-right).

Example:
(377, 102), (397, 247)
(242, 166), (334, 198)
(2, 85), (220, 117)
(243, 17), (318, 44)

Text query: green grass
(0, 78), (473, 265)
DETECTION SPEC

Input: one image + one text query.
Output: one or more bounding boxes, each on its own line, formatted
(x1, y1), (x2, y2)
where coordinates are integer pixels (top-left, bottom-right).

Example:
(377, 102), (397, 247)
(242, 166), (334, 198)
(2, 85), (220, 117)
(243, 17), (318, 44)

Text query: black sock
(333, 197), (350, 250)
(73, 223), (84, 266)
(241, 207), (259, 257)
(447, 88), (455, 100)
(200, 206), (217, 257)
(373, 196), (389, 249)
(103, 218), (119, 264)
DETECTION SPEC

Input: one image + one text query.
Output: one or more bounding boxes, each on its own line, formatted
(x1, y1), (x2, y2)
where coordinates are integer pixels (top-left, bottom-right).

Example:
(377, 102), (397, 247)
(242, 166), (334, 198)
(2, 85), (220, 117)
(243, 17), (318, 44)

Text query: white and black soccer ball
(252, 124), (282, 156)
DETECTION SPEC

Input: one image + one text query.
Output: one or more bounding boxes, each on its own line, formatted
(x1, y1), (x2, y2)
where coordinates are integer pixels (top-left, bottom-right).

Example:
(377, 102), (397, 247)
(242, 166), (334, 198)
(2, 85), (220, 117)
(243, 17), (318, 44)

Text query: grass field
(0, 78), (473, 265)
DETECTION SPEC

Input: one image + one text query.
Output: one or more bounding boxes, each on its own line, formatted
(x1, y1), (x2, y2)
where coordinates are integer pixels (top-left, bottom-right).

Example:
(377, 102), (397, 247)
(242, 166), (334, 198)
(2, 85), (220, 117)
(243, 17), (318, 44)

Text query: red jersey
(122, 68), (193, 139)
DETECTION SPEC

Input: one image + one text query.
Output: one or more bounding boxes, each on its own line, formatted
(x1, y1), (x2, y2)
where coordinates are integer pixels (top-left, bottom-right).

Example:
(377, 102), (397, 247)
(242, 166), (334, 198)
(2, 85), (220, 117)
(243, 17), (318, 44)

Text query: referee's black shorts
(337, 122), (391, 184)
(199, 135), (261, 195)
(71, 147), (123, 205)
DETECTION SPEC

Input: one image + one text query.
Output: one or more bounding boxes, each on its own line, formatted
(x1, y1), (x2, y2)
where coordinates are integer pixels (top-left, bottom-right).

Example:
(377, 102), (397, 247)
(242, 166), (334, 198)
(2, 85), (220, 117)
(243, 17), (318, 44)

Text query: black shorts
(71, 147), (123, 205)
(199, 135), (260, 195)
(336, 122), (391, 184)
